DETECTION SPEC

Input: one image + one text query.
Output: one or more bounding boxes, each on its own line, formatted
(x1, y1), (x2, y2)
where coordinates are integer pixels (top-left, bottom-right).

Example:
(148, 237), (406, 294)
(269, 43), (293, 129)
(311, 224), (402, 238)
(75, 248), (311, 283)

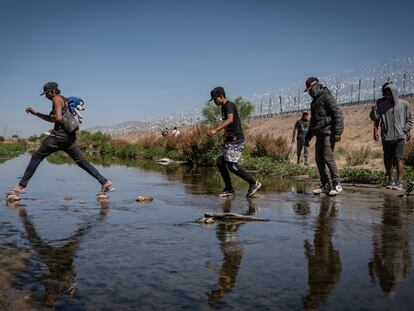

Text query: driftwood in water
(204, 213), (269, 222)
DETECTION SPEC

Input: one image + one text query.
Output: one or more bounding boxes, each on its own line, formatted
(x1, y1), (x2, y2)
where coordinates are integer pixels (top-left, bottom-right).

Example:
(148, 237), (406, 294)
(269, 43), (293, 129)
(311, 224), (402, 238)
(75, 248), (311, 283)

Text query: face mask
(309, 89), (316, 98)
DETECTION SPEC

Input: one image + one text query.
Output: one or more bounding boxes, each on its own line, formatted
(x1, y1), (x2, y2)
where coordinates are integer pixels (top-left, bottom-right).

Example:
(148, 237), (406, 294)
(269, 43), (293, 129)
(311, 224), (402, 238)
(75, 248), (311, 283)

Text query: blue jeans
(19, 132), (107, 188)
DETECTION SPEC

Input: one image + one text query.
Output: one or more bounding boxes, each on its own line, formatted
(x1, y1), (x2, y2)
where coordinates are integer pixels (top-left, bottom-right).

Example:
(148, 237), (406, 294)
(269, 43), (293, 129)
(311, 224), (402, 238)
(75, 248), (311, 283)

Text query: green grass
(0, 142), (27, 157)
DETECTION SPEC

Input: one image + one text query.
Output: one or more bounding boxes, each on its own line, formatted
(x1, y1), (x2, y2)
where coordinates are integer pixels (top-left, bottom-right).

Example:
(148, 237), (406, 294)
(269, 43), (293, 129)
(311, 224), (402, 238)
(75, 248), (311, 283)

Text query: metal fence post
(351, 84), (354, 103)
(279, 96), (282, 114)
(268, 98), (272, 117)
(403, 72), (407, 96)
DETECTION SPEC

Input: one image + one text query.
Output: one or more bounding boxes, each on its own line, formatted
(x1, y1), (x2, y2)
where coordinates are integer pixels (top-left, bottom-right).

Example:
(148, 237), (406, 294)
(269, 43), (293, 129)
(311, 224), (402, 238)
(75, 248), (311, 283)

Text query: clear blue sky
(1, 0), (413, 136)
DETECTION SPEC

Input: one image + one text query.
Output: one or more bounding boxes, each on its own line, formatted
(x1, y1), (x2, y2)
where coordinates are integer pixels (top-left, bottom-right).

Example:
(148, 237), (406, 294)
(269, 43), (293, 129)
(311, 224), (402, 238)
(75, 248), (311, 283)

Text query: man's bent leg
(19, 137), (60, 188)
(226, 161), (256, 185)
(65, 143), (107, 185)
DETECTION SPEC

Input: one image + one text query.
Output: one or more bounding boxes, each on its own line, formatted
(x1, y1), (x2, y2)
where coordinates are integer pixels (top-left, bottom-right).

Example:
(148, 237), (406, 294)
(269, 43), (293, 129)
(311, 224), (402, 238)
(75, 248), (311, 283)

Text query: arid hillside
(120, 98), (414, 170)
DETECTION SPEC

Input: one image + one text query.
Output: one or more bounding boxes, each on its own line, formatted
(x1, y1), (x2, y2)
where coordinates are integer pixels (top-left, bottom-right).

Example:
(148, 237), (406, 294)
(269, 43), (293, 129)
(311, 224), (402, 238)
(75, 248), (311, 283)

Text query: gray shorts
(219, 140), (244, 163)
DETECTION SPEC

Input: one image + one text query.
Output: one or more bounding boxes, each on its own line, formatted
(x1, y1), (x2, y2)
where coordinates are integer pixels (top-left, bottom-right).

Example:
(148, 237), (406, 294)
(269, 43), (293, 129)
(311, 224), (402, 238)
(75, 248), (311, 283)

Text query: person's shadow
(302, 197), (342, 310)
(368, 195), (412, 296)
(207, 197), (259, 307)
(15, 203), (109, 306)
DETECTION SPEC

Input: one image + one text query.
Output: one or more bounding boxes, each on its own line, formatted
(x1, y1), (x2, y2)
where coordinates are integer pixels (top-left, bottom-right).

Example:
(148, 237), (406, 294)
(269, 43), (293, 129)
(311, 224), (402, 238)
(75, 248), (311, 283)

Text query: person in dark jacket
(370, 83), (413, 190)
(304, 77), (344, 196)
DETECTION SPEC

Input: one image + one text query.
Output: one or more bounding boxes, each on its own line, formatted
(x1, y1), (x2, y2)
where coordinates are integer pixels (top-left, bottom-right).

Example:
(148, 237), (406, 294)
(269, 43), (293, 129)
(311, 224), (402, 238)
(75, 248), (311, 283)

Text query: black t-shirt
(221, 101), (244, 141)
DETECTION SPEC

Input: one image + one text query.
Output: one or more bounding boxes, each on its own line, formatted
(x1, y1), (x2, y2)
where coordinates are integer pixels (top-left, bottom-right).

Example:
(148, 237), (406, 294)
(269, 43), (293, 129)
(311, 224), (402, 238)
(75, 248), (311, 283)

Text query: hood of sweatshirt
(384, 83), (399, 105)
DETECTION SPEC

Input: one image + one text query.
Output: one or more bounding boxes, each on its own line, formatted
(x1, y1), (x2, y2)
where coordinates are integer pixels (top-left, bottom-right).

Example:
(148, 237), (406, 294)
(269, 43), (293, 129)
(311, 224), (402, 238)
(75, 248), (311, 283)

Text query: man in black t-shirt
(292, 112), (310, 165)
(207, 87), (261, 197)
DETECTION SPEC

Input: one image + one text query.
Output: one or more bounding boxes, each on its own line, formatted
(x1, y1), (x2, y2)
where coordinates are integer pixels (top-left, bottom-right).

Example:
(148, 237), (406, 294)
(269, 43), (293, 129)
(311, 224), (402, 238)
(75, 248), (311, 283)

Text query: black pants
(19, 133), (107, 188)
(216, 156), (255, 190)
(315, 135), (340, 185)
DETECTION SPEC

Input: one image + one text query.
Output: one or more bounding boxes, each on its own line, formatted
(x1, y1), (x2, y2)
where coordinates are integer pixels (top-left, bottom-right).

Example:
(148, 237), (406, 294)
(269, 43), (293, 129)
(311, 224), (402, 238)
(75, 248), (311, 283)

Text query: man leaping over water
(10, 82), (112, 195)
(207, 87), (261, 197)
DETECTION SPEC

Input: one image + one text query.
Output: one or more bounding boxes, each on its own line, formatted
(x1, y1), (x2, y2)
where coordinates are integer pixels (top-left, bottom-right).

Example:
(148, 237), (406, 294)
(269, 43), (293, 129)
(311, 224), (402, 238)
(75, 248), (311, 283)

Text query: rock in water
(6, 194), (20, 203)
(64, 196), (74, 201)
(96, 193), (109, 201)
(136, 195), (154, 203)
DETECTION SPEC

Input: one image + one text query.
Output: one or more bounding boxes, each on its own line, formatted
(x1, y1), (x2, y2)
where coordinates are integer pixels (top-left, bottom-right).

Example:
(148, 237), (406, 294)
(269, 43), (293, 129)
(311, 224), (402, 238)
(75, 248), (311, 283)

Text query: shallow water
(1, 154), (414, 311)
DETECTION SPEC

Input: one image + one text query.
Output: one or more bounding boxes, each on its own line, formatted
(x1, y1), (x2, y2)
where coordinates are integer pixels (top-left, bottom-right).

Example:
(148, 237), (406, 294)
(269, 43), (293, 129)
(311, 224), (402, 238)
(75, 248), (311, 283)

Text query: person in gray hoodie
(370, 83), (413, 190)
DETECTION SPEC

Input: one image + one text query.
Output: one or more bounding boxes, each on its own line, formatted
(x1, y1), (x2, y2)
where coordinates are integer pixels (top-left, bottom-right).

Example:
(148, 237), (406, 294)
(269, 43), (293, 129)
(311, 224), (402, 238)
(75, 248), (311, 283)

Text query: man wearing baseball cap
(207, 86), (261, 197)
(10, 82), (113, 195)
(304, 77), (344, 196)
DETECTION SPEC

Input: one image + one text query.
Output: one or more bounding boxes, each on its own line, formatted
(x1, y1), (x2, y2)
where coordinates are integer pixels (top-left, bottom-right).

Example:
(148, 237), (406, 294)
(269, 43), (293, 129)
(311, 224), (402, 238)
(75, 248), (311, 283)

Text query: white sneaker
(392, 181), (403, 191)
(313, 184), (330, 195)
(386, 180), (395, 189)
(329, 184), (343, 196)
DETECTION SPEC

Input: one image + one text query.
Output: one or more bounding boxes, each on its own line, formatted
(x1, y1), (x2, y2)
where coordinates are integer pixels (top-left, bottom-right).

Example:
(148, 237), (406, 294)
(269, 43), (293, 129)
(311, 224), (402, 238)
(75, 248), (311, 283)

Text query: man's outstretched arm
(25, 96), (64, 123)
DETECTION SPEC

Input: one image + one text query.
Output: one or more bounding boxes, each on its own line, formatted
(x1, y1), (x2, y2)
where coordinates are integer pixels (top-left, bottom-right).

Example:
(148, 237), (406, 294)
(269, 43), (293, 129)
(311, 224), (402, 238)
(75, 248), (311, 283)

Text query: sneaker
(329, 184), (343, 196)
(101, 181), (116, 193)
(313, 184), (330, 195)
(386, 180), (395, 189)
(217, 189), (235, 197)
(392, 181), (403, 191)
(246, 181), (262, 197)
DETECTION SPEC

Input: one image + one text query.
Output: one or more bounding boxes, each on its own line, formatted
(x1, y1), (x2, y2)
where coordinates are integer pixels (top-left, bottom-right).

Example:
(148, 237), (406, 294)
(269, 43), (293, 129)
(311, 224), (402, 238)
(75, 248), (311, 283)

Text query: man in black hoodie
(304, 77), (344, 195)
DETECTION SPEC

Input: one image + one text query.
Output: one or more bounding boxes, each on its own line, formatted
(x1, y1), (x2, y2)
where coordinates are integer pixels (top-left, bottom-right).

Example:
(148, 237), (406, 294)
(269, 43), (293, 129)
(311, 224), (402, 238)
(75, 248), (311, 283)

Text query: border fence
(90, 56), (414, 136)
(247, 56), (414, 118)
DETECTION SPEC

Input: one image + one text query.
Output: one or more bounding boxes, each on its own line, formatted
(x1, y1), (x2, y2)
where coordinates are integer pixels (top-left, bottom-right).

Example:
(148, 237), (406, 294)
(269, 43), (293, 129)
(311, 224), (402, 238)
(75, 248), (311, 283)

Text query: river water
(1, 154), (414, 310)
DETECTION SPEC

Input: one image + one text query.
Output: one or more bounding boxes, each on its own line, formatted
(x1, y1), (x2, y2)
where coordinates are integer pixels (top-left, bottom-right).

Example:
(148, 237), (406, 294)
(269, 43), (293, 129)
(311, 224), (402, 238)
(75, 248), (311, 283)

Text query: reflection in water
(368, 195), (412, 296)
(303, 197), (342, 310)
(293, 200), (311, 217)
(15, 205), (108, 306)
(208, 198), (259, 306)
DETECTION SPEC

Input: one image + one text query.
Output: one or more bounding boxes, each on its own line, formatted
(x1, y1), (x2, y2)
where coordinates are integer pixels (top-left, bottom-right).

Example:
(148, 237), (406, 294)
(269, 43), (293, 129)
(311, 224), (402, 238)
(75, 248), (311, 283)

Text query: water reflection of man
(368, 195), (412, 295)
(208, 198), (258, 306)
(17, 206), (108, 306)
(303, 197), (342, 309)
(293, 200), (311, 217)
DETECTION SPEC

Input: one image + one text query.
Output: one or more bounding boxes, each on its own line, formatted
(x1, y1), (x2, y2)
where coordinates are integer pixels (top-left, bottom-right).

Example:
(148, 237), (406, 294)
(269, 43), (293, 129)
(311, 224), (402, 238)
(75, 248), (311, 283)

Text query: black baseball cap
(209, 86), (226, 102)
(40, 82), (60, 95)
(304, 77), (319, 92)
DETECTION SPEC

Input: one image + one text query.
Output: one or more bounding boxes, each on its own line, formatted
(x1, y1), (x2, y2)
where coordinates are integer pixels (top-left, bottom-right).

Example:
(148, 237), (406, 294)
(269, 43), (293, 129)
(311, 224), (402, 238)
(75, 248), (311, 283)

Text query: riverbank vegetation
(0, 140), (26, 157)
(33, 129), (400, 185)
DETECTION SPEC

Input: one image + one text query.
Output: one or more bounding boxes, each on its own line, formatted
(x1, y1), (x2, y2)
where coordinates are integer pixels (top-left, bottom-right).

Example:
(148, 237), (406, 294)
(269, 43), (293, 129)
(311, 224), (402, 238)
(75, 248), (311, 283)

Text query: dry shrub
(179, 126), (221, 166)
(138, 133), (164, 148)
(404, 140), (414, 166)
(252, 134), (290, 162)
(345, 145), (371, 166)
